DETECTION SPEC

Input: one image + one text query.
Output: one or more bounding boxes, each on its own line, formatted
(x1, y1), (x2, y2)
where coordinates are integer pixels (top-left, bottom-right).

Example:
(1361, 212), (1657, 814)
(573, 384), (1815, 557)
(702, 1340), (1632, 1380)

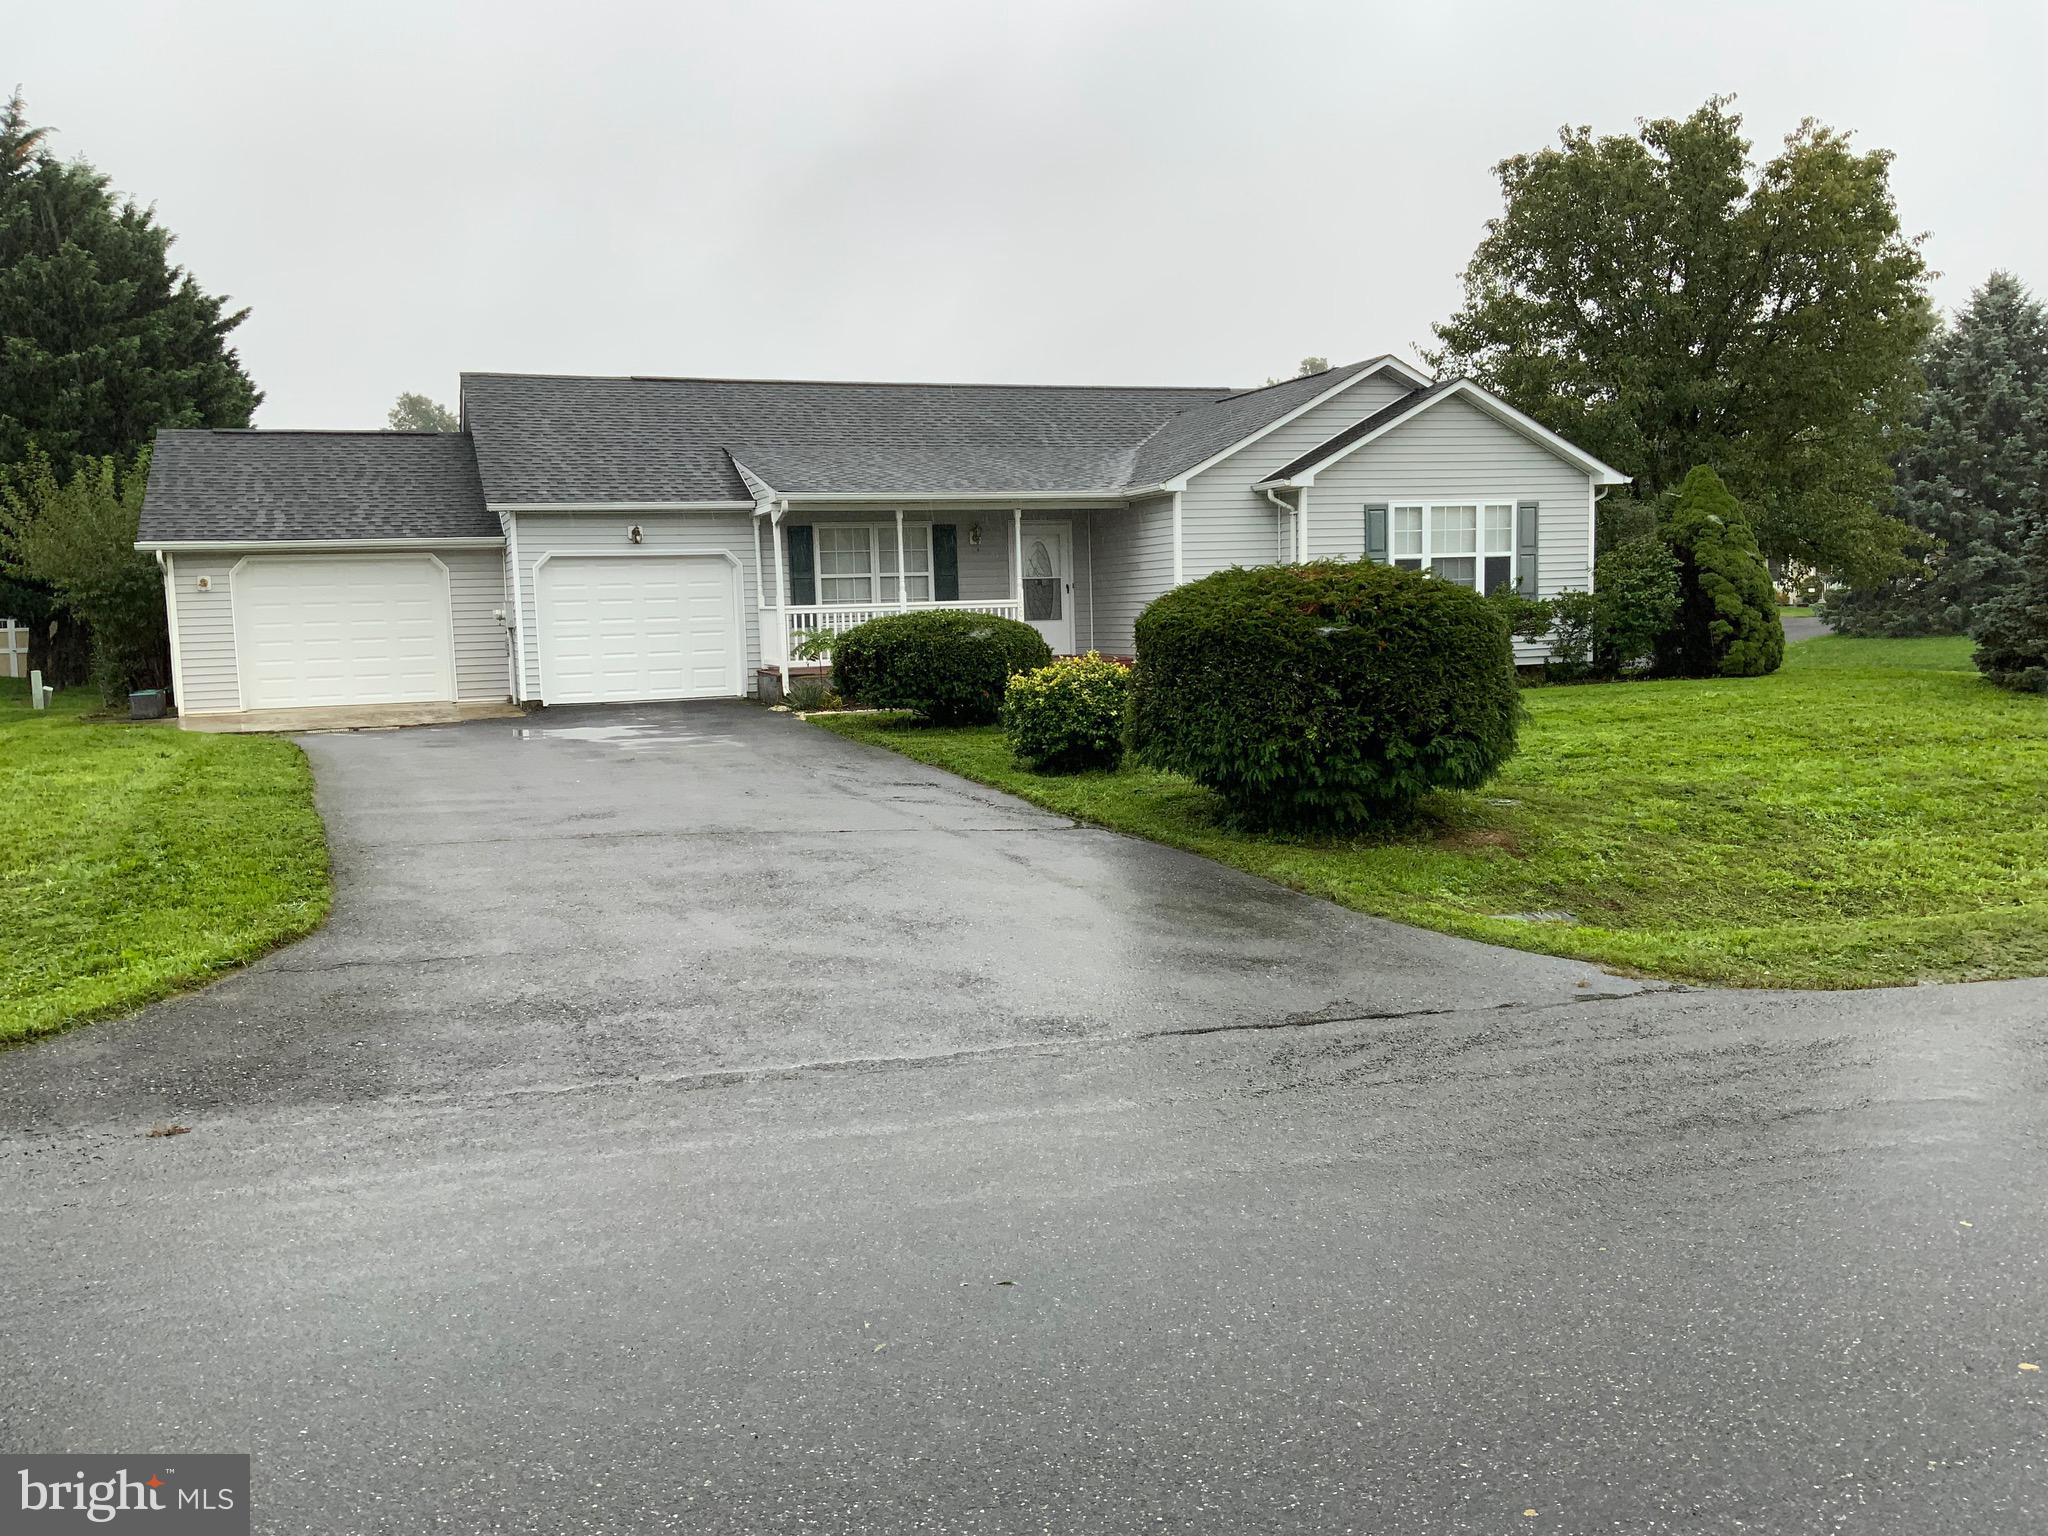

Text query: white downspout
(505, 514), (528, 702)
(1012, 508), (1024, 615)
(1171, 490), (1185, 586)
(1263, 488), (1299, 564)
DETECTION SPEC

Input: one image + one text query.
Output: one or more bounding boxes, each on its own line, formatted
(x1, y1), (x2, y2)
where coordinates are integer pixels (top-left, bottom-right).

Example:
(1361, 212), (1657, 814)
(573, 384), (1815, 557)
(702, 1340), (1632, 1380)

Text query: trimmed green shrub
(1129, 561), (1522, 831)
(1545, 589), (1598, 681)
(1484, 585), (1554, 643)
(830, 609), (1051, 724)
(1002, 653), (1131, 772)
(1655, 467), (1785, 678)
(1593, 536), (1682, 675)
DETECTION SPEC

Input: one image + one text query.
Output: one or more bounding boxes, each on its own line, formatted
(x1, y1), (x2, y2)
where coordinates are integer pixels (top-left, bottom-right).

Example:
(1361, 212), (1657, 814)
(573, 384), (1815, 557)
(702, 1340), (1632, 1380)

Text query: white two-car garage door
(233, 555), (456, 709)
(536, 554), (742, 704)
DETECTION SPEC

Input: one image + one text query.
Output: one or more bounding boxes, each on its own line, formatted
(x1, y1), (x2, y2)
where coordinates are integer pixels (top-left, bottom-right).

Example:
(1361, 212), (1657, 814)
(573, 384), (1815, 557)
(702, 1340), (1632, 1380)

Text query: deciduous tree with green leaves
(1828, 271), (2048, 636)
(1428, 97), (1933, 585)
(0, 447), (165, 702)
(388, 392), (457, 432)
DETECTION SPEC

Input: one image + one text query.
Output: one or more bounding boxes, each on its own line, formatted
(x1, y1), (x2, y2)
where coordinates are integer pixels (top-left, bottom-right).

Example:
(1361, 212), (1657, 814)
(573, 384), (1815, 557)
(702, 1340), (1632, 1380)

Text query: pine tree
(0, 91), (261, 477)
(1974, 517), (2048, 691)
(1830, 272), (2048, 635)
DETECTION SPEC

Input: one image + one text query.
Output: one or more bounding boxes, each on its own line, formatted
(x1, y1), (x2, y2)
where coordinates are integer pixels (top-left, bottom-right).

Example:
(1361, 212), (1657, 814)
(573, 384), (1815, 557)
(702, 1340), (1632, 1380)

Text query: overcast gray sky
(14, 0), (2047, 426)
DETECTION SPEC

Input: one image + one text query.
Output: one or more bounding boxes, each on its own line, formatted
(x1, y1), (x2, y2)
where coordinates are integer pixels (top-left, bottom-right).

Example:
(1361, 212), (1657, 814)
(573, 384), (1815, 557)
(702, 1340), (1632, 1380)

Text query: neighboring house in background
(135, 357), (1630, 717)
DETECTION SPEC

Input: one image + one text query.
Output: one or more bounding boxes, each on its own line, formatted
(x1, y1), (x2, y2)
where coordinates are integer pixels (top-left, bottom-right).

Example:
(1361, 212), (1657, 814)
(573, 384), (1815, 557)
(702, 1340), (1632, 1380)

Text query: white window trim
(811, 521), (935, 606)
(1388, 500), (1518, 594)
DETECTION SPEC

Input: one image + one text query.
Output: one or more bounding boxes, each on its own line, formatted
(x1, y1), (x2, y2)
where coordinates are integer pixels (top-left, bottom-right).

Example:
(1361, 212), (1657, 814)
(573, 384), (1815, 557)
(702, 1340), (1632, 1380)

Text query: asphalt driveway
(4, 702), (2044, 1534)
(0, 701), (1641, 1131)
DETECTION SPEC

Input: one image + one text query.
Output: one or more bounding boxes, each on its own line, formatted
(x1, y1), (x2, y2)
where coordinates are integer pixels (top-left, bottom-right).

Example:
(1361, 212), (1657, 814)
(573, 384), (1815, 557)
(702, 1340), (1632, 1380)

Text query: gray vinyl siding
(1089, 494), (1175, 656)
(166, 546), (508, 713)
(167, 553), (239, 713)
(1178, 373), (1413, 579)
(443, 548), (512, 700)
(510, 511), (762, 700)
(1298, 394), (1594, 660)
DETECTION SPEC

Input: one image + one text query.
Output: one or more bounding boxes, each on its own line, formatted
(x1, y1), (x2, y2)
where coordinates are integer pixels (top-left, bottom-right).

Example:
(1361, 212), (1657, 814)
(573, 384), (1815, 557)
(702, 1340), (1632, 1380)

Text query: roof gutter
(135, 536), (506, 553)
(769, 490), (1138, 507)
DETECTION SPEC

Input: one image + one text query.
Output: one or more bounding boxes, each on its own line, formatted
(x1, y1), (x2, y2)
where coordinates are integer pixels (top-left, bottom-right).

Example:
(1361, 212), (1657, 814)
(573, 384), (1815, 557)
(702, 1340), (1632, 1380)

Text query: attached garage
(232, 554), (456, 709)
(535, 553), (743, 704)
(139, 431), (512, 720)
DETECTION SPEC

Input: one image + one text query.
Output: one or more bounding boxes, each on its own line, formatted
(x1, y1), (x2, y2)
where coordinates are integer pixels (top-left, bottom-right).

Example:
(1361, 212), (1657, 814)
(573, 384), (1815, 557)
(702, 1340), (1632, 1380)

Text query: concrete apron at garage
(178, 699), (526, 733)
(1, 698), (1653, 1131)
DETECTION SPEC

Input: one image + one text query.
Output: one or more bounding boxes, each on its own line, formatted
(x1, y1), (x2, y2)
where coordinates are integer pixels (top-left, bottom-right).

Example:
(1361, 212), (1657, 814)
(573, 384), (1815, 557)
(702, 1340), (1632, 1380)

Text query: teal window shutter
(932, 524), (960, 600)
(1515, 501), (1539, 597)
(1363, 503), (1389, 562)
(786, 524), (815, 605)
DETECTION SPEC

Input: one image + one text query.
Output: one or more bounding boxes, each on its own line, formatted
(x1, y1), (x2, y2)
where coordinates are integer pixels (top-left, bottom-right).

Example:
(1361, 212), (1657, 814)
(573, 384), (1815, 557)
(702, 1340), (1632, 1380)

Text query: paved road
(1784, 612), (1832, 643)
(4, 704), (2043, 1533)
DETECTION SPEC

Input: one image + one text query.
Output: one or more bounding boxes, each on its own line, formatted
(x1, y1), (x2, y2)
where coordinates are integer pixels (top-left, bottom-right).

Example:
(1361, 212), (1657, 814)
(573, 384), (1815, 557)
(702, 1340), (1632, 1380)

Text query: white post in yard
(29, 668), (48, 709)
(1012, 508), (1024, 616)
(769, 501), (790, 696)
(895, 508), (909, 612)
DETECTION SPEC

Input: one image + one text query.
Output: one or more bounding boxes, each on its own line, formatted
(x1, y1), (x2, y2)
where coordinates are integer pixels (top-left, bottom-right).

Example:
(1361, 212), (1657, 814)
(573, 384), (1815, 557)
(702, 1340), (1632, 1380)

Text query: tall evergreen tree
(1429, 98), (1933, 585)
(1973, 514), (2048, 692)
(0, 91), (260, 477)
(1829, 272), (2048, 635)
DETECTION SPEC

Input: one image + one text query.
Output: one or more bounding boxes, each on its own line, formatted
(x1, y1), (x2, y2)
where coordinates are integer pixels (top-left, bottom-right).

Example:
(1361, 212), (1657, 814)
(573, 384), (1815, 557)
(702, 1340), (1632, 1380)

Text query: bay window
(1391, 502), (1516, 593)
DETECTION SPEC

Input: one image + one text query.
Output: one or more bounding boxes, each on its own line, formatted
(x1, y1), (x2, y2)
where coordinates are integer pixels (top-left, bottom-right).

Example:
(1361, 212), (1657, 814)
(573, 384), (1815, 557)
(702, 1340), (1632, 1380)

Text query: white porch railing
(781, 600), (1023, 664)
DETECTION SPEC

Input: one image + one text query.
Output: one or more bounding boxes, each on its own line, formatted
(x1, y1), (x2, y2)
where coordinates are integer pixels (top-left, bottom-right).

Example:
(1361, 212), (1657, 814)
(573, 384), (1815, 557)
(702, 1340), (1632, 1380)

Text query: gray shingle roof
(140, 430), (495, 544)
(1260, 376), (1464, 484)
(1123, 359), (1405, 487)
(460, 372), (1227, 503)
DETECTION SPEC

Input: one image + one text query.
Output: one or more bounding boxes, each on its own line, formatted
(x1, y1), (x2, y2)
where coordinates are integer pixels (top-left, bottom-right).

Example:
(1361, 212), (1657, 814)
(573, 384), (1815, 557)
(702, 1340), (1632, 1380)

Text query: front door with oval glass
(1019, 521), (1073, 655)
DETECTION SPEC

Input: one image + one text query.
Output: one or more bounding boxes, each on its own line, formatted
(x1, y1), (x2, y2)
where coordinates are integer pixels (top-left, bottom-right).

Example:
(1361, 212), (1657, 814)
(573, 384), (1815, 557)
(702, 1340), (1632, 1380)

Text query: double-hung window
(814, 523), (933, 605)
(1391, 502), (1516, 593)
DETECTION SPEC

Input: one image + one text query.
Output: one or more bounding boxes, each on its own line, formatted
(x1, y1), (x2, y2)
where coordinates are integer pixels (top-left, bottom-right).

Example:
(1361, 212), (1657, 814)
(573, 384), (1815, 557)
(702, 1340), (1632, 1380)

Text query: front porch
(751, 506), (1083, 679)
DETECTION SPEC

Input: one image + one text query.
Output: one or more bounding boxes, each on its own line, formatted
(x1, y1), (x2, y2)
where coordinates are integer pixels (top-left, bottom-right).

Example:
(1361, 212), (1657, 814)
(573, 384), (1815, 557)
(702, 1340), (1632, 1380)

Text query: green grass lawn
(813, 637), (2048, 989)
(1, 680), (331, 1044)
(1779, 605), (1816, 617)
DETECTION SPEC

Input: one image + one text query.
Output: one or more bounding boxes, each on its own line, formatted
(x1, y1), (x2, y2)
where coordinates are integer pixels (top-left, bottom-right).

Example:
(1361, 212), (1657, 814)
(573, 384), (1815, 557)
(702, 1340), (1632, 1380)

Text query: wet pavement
(3, 702), (2044, 1533)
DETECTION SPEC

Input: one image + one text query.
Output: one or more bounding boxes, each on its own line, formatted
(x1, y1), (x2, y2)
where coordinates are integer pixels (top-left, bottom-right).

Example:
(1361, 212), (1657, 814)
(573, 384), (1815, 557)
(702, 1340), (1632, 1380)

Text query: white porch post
(895, 507), (909, 612)
(770, 500), (790, 693)
(1297, 487), (1311, 563)
(1012, 507), (1024, 614)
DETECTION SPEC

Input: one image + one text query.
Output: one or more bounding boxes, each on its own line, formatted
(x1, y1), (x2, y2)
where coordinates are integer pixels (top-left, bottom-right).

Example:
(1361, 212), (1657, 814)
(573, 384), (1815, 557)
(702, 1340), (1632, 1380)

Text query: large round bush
(1654, 466), (1784, 678)
(1130, 561), (1522, 830)
(1002, 653), (1131, 771)
(830, 610), (1051, 724)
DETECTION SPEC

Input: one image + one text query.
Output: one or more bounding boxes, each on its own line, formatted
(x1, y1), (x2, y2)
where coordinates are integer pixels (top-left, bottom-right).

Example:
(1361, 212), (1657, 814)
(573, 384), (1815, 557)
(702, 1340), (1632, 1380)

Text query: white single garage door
(536, 554), (741, 704)
(233, 555), (456, 709)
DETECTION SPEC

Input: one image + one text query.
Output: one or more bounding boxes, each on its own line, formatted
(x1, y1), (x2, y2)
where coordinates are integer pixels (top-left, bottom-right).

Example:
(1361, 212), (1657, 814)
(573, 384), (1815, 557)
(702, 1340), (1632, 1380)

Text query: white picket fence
(1, 619), (25, 680)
